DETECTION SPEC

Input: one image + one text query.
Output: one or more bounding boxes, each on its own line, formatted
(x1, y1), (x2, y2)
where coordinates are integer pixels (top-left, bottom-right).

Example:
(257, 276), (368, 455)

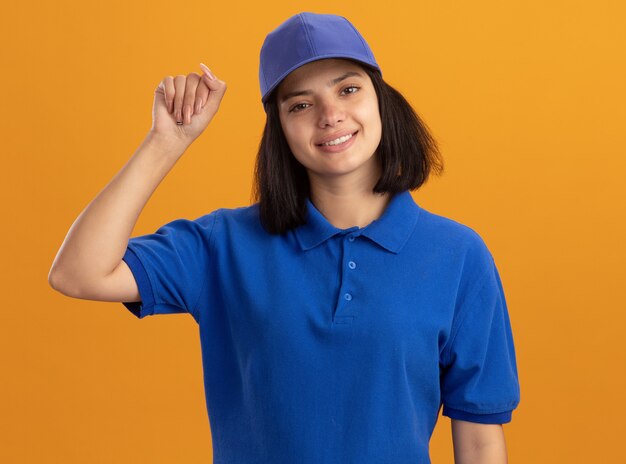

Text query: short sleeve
(440, 255), (521, 424)
(120, 211), (218, 322)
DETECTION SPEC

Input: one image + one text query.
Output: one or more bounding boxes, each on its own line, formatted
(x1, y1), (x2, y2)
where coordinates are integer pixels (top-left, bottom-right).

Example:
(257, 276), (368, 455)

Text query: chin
(312, 158), (379, 179)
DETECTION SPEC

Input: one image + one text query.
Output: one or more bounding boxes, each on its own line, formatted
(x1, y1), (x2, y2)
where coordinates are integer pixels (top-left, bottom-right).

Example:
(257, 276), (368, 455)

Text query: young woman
(49, 12), (520, 464)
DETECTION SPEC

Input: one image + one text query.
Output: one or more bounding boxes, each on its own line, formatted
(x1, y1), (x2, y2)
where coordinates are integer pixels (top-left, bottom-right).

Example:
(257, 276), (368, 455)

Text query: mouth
(316, 130), (359, 147)
(316, 130), (359, 153)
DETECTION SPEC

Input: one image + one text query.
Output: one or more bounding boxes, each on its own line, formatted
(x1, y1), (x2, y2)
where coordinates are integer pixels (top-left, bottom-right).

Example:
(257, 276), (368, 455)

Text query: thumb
(201, 73), (227, 110)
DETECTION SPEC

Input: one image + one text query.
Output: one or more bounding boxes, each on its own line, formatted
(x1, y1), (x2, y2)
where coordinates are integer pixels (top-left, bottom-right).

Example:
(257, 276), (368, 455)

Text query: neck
(307, 168), (393, 229)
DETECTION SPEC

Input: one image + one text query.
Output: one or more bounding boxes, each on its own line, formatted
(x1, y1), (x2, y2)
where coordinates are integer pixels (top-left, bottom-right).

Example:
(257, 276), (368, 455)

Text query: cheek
(370, 104), (383, 136)
(356, 97), (381, 126)
(284, 123), (311, 149)
(362, 108), (382, 140)
(280, 121), (296, 147)
(281, 125), (310, 163)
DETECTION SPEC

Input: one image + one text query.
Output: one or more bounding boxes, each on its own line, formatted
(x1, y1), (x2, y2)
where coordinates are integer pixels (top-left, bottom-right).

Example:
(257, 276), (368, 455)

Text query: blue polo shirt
(121, 190), (520, 464)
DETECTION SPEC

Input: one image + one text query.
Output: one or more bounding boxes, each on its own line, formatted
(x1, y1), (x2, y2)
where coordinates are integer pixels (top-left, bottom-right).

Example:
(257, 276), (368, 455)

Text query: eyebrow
(279, 71), (364, 104)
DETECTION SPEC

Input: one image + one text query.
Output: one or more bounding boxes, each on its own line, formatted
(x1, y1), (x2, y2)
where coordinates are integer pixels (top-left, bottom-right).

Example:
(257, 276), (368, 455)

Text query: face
(276, 59), (382, 184)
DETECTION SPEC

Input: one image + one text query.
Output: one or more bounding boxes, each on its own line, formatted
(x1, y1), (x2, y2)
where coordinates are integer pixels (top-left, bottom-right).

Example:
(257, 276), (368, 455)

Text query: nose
(317, 98), (345, 128)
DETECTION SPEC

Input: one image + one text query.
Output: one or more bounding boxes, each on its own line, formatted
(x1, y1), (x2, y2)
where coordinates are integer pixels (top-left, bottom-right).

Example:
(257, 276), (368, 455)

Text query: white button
(348, 236), (355, 242)
(344, 293), (352, 301)
(348, 261), (356, 269)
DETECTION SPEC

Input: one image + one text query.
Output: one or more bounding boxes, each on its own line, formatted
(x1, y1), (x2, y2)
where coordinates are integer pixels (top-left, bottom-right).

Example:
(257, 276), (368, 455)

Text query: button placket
(333, 233), (359, 325)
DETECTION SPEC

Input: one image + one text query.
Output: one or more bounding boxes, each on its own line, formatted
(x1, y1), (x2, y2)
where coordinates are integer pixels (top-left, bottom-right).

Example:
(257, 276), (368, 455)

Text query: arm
(48, 66), (227, 300)
(48, 133), (186, 297)
(451, 419), (508, 464)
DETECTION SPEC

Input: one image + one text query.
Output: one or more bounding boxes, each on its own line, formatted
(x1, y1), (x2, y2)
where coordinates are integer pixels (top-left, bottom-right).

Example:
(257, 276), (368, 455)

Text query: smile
(321, 132), (356, 146)
(316, 131), (358, 153)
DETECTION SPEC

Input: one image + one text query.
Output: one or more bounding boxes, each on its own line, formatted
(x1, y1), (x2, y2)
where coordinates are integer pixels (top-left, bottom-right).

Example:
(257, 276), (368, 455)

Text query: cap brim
(261, 55), (381, 105)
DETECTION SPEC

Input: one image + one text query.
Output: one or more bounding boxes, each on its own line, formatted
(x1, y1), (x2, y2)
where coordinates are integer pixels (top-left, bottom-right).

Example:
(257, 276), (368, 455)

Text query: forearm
(452, 420), (508, 464)
(48, 133), (186, 294)
(454, 441), (508, 464)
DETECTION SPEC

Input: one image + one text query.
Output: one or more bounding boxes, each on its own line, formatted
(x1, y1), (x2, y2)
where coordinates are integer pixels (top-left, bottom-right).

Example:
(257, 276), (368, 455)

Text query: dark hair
(251, 60), (444, 235)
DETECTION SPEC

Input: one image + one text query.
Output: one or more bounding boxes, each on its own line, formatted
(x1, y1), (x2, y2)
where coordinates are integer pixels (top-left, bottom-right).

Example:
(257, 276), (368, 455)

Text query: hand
(149, 63), (227, 148)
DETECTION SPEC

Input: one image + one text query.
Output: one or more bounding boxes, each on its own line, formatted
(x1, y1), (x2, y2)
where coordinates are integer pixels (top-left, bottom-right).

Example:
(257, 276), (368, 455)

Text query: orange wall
(1, 0), (625, 462)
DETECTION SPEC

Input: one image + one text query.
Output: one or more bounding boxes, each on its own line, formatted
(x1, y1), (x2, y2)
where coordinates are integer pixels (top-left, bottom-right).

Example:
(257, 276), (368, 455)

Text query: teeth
(321, 133), (354, 146)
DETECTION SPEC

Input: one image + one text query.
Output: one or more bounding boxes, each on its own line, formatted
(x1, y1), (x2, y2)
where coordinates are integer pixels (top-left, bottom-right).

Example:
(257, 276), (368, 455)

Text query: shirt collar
(293, 190), (421, 254)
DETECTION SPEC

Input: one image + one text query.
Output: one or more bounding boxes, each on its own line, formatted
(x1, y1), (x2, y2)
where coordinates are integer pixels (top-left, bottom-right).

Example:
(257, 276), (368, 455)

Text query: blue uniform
(122, 190), (520, 464)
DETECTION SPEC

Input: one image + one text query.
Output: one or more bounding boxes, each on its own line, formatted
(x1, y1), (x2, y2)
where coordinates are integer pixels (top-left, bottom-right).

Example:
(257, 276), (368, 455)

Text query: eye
(341, 85), (360, 95)
(288, 85), (361, 113)
(289, 103), (310, 113)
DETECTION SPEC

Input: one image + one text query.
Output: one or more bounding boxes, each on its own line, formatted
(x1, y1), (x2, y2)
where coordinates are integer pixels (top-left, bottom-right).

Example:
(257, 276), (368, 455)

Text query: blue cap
(259, 12), (382, 108)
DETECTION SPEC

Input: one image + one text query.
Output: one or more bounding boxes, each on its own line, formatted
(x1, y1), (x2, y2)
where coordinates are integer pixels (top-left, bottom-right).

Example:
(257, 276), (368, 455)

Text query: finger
(163, 76), (175, 113)
(182, 73), (201, 124)
(201, 73), (227, 110)
(199, 62), (215, 79)
(173, 75), (187, 123)
(194, 79), (210, 114)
